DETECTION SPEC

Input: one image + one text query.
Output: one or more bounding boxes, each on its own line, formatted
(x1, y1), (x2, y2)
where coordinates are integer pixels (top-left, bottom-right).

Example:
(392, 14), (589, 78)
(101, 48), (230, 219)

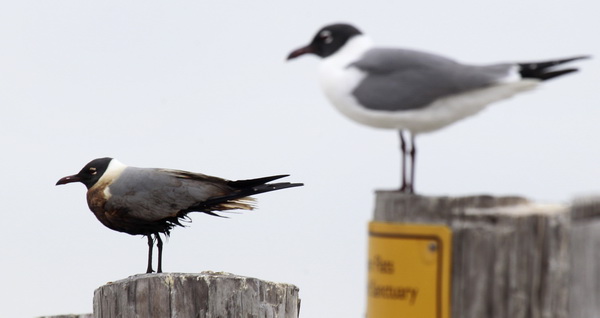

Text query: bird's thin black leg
(146, 235), (154, 274)
(399, 130), (408, 192)
(155, 233), (163, 273)
(408, 133), (416, 194)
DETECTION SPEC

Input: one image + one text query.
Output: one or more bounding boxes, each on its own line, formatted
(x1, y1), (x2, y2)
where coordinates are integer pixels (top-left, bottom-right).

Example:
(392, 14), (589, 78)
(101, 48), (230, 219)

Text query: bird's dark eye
(319, 30), (333, 44)
(89, 167), (97, 175)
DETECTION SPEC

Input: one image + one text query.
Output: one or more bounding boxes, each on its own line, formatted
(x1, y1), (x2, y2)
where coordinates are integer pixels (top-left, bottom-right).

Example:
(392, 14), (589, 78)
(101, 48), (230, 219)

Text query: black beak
(287, 44), (314, 60)
(56, 174), (81, 186)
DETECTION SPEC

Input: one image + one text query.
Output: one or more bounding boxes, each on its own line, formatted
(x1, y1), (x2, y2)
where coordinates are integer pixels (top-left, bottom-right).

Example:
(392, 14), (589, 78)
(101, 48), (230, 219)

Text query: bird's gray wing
(350, 48), (514, 111)
(105, 167), (232, 221)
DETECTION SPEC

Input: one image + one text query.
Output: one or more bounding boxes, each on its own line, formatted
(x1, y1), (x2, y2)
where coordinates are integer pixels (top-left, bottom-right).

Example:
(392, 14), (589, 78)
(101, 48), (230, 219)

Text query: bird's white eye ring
(89, 167), (97, 175)
(320, 30), (333, 44)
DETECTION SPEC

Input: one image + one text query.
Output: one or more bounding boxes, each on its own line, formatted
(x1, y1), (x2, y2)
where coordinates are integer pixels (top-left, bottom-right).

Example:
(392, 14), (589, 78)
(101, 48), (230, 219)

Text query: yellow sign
(367, 222), (452, 318)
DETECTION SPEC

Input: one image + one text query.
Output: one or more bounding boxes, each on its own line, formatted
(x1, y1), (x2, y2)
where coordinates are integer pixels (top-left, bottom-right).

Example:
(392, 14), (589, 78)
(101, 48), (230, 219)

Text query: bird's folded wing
(105, 168), (231, 221)
(350, 48), (515, 111)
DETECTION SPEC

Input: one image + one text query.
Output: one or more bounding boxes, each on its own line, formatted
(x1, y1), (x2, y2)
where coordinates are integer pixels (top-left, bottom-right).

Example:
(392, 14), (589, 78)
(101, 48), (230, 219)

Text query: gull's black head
(56, 157), (113, 189)
(287, 23), (362, 60)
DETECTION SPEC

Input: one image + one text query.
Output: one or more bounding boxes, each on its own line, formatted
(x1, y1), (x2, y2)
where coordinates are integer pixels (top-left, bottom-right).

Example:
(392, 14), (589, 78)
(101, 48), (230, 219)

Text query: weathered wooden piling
(93, 271), (300, 318)
(372, 192), (571, 318)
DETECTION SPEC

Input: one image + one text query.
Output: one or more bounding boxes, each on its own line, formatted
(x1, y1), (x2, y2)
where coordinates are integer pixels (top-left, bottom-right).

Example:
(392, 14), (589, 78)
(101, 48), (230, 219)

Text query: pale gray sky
(0, 1), (598, 317)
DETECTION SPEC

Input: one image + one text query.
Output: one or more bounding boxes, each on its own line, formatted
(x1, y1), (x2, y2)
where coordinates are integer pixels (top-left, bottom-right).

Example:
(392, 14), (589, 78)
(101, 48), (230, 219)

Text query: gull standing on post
(56, 157), (303, 273)
(287, 23), (587, 193)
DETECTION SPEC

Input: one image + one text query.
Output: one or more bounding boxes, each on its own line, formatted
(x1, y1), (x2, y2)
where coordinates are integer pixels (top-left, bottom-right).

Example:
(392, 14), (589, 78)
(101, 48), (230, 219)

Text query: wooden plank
(93, 271), (300, 318)
(569, 197), (600, 318)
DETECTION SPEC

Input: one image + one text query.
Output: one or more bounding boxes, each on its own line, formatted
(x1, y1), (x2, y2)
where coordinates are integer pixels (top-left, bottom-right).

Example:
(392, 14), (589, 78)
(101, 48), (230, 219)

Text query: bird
(56, 157), (303, 273)
(287, 23), (588, 193)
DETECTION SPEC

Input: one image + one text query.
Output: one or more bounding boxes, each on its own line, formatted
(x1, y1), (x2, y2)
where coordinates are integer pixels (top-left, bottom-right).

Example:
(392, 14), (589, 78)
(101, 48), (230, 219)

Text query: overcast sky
(0, 1), (598, 317)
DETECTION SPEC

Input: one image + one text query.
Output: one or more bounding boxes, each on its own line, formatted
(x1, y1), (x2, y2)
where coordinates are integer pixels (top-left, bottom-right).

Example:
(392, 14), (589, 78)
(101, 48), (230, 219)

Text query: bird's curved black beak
(287, 44), (314, 60)
(56, 174), (81, 186)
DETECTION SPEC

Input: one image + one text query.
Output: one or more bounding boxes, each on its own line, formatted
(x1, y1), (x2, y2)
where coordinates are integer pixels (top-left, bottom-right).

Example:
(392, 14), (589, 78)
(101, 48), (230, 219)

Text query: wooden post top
(94, 271), (300, 318)
(374, 191), (567, 224)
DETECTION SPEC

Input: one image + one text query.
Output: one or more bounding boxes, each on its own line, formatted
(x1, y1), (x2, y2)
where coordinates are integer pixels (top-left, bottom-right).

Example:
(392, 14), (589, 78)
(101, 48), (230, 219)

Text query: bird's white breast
(318, 35), (373, 125)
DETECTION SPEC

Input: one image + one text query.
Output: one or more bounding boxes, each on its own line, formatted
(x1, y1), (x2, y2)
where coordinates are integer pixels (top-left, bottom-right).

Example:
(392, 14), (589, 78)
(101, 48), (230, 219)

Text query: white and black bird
(56, 157), (303, 273)
(287, 23), (588, 193)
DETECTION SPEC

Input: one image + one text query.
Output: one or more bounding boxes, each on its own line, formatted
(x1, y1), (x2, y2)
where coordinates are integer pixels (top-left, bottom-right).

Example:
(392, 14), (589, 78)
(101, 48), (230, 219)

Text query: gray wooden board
(569, 197), (600, 318)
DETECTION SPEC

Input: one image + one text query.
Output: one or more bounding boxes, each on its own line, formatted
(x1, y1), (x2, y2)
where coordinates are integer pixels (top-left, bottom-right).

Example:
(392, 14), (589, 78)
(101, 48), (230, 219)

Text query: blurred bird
(56, 157), (303, 273)
(287, 23), (588, 193)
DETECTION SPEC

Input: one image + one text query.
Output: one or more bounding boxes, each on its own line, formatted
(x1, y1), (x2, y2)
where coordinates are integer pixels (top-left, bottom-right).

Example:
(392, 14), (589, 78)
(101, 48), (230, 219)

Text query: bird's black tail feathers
(228, 174), (290, 188)
(519, 55), (590, 81)
(183, 175), (303, 216)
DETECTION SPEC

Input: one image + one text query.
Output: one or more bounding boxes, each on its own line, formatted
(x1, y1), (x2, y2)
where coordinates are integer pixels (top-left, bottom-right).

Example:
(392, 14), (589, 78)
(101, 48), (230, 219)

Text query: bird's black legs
(408, 134), (416, 194)
(155, 233), (163, 273)
(398, 130), (416, 194)
(399, 130), (408, 192)
(145, 234), (163, 273)
(146, 235), (154, 273)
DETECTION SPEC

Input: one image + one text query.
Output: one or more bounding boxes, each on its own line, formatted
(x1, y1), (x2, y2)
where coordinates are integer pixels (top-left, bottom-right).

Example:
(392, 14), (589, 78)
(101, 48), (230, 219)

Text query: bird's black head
(56, 157), (113, 189)
(287, 23), (362, 60)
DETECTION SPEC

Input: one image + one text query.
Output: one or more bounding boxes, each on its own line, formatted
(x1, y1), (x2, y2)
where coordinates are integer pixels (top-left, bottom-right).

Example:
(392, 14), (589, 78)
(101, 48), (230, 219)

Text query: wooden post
(569, 197), (600, 318)
(93, 271), (300, 318)
(373, 192), (571, 318)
